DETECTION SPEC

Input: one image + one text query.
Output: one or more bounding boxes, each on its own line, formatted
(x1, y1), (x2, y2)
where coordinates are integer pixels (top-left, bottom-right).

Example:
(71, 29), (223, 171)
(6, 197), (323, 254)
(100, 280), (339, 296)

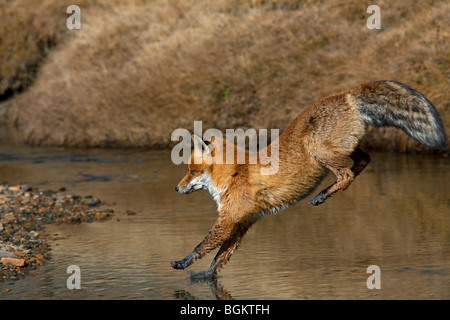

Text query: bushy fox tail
(354, 80), (448, 150)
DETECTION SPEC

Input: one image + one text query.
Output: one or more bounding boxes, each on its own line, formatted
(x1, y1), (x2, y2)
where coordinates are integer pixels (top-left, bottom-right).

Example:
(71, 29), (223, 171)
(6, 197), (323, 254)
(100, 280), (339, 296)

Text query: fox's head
(175, 133), (221, 196)
(175, 131), (278, 209)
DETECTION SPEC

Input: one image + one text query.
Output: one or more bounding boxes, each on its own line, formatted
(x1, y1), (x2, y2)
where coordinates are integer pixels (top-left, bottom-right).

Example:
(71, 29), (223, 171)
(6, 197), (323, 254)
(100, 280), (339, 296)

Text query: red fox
(171, 80), (447, 278)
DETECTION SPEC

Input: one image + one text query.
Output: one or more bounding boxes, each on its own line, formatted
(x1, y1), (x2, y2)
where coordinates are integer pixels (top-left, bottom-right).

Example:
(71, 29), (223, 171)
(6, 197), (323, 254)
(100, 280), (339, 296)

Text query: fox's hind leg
(310, 147), (370, 206)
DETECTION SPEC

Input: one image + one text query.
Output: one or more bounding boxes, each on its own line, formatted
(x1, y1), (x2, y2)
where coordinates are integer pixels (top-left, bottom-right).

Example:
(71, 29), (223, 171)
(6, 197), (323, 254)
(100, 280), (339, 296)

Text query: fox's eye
(190, 171), (195, 176)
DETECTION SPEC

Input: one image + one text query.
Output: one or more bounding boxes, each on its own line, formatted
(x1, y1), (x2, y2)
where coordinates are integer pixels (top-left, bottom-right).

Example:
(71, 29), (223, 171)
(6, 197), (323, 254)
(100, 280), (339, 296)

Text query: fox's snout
(175, 173), (192, 194)
(175, 175), (199, 194)
(175, 185), (191, 193)
(175, 185), (186, 193)
(175, 169), (210, 195)
(175, 182), (199, 194)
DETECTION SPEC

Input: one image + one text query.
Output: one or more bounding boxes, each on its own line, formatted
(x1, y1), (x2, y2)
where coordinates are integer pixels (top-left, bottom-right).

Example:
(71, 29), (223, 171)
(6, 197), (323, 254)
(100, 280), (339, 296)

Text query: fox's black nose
(175, 187), (179, 192)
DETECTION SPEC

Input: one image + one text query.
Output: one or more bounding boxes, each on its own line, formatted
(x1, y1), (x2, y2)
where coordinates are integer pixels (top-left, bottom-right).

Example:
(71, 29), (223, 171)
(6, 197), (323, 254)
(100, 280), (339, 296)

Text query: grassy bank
(1, 0), (449, 152)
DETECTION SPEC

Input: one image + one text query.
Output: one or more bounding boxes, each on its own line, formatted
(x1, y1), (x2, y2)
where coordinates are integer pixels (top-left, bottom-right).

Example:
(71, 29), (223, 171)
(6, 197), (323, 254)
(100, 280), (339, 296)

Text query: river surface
(0, 130), (448, 299)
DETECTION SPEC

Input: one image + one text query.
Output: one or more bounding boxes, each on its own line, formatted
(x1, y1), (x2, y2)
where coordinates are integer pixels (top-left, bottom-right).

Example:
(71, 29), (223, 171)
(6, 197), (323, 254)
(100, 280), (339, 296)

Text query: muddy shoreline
(0, 184), (115, 282)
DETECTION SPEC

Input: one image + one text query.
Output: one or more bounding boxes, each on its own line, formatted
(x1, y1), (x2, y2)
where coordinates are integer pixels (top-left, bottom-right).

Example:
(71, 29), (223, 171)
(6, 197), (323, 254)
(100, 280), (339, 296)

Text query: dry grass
(2, 0), (449, 152)
(0, 0), (146, 98)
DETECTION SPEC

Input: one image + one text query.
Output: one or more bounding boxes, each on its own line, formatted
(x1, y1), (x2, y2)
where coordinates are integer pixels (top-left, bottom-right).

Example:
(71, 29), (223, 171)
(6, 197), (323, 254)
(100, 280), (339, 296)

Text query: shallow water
(0, 132), (448, 299)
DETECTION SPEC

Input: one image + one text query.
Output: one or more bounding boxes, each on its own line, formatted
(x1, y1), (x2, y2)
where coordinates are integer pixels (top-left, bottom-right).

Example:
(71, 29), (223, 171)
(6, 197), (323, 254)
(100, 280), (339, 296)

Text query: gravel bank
(0, 184), (115, 281)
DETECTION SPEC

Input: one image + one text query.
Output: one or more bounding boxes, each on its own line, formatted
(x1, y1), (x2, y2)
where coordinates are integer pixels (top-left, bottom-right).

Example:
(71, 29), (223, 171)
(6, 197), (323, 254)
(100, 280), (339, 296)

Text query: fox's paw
(170, 259), (189, 269)
(310, 184), (333, 206)
(309, 192), (328, 206)
(188, 270), (217, 281)
(171, 260), (186, 270)
(171, 253), (194, 270)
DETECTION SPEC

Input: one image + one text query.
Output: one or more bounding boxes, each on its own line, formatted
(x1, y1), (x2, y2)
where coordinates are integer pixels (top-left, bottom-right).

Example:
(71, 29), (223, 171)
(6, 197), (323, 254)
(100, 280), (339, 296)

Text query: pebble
(1, 257), (26, 267)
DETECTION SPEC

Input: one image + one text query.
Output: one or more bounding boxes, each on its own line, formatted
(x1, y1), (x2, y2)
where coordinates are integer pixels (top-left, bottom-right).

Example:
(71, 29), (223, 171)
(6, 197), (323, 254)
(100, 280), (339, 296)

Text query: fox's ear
(191, 133), (212, 155)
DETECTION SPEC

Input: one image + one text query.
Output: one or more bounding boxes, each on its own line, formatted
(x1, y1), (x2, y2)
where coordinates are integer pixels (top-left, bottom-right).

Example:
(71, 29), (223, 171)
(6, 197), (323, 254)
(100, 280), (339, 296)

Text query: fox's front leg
(171, 216), (233, 270)
(203, 221), (253, 276)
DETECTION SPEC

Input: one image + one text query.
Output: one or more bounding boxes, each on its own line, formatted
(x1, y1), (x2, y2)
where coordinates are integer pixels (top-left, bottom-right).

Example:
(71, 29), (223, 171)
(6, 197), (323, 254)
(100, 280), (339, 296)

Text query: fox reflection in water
(174, 276), (233, 300)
